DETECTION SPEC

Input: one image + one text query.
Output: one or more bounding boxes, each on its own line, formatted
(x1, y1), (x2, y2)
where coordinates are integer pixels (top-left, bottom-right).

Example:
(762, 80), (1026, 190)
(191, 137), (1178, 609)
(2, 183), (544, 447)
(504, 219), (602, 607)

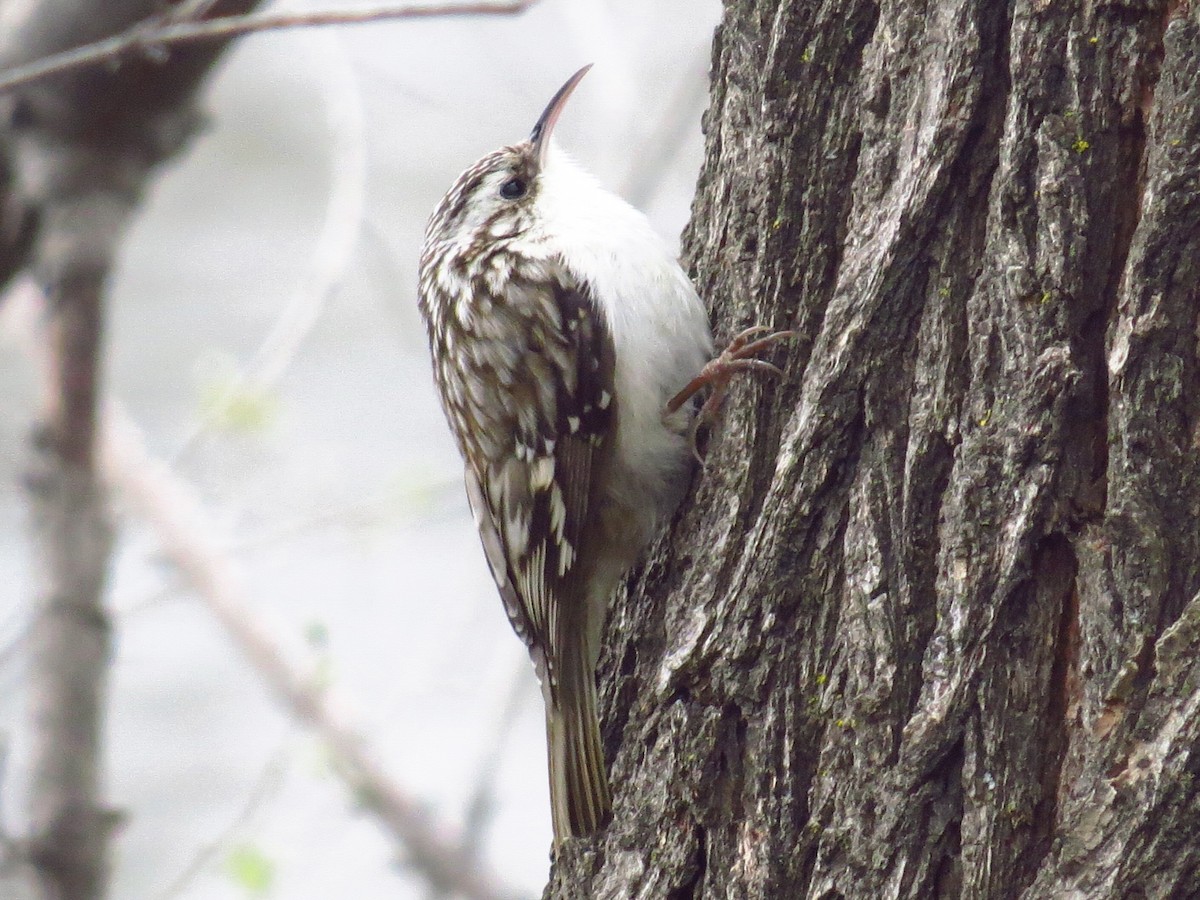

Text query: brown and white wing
(434, 263), (616, 695)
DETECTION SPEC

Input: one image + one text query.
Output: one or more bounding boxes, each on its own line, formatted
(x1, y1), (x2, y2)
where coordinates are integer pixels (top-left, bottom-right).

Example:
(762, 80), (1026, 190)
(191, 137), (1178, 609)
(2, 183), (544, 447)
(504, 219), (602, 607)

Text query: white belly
(534, 144), (714, 656)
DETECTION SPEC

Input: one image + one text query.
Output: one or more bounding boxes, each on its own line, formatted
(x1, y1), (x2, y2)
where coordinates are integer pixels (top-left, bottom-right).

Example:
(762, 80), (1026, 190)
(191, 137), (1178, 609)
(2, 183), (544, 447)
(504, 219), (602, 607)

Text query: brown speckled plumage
(419, 137), (620, 840)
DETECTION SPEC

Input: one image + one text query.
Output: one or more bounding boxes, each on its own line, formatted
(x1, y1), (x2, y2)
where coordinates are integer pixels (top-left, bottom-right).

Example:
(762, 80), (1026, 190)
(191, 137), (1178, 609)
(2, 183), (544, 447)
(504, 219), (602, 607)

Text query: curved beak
(530, 64), (592, 167)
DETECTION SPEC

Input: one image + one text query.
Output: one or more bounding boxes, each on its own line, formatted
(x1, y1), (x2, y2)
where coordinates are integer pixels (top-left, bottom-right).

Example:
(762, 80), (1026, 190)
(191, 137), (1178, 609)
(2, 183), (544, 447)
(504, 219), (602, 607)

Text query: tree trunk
(0, 4), (259, 897)
(549, 1), (1200, 897)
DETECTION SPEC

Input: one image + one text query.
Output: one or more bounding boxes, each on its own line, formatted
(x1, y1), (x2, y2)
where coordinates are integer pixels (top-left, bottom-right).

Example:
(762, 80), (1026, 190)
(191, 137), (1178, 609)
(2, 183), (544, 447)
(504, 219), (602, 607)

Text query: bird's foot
(665, 325), (795, 461)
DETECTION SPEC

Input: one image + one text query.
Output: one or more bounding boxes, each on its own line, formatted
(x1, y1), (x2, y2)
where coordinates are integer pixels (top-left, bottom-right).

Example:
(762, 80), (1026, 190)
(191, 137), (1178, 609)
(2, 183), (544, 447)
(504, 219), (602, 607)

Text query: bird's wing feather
(437, 261), (615, 697)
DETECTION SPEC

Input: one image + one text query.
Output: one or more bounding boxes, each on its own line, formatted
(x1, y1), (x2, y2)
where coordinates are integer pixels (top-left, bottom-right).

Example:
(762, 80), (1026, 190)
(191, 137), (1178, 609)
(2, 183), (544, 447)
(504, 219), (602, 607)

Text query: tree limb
(2, 3), (262, 897)
(99, 398), (526, 900)
(0, 1), (540, 95)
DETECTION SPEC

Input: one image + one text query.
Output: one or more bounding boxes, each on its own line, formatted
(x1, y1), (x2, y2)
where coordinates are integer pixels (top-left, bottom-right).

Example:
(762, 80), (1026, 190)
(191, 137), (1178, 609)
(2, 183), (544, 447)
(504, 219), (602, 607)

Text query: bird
(417, 65), (790, 846)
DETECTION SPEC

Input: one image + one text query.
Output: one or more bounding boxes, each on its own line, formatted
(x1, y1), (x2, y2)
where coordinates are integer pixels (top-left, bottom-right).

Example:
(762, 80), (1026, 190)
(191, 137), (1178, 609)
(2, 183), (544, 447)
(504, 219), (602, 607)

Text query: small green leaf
(200, 383), (277, 432)
(194, 352), (278, 434)
(311, 655), (334, 692)
(227, 844), (274, 896)
(304, 620), (330, 650)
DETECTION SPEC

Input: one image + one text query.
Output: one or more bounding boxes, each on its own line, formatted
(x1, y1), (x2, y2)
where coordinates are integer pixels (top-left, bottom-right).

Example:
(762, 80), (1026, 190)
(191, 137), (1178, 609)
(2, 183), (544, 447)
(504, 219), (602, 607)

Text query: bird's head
(422, 65), (592, 258)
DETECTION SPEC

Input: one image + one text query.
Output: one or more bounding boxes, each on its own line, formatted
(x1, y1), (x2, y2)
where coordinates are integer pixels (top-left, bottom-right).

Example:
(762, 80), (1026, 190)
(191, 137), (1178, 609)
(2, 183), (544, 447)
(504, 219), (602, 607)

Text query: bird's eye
(499, 177), (527, 200)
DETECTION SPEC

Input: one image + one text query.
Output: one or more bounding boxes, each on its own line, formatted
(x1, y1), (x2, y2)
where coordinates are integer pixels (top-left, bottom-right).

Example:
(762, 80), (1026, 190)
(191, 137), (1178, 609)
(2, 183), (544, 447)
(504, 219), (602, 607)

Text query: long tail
(546, 671), (611, 845)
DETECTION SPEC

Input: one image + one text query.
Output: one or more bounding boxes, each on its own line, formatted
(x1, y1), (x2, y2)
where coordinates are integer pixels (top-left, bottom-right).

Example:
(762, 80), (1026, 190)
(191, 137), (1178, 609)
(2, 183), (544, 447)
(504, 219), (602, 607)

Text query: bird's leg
(665, 325), (795, 460)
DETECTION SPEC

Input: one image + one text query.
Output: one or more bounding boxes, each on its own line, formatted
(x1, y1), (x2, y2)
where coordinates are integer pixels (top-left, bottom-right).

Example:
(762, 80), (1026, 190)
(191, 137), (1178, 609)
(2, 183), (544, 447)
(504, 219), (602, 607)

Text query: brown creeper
(417, 66), (789, 846)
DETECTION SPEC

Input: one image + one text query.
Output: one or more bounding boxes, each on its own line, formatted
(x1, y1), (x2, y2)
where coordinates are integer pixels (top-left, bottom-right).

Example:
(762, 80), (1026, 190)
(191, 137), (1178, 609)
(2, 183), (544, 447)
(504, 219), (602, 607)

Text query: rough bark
(0, 3), (259, 897)
(548, 1), (1200, 897)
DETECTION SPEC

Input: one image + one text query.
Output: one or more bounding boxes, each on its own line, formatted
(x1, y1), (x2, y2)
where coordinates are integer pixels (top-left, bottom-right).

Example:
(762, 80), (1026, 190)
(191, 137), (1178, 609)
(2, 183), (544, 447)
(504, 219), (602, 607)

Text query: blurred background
(0, 0), (720, 897)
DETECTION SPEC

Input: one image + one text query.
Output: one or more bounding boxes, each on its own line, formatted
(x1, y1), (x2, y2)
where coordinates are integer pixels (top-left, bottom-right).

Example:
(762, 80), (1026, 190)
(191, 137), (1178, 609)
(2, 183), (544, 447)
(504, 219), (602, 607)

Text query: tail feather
(546, 673), (611, 845)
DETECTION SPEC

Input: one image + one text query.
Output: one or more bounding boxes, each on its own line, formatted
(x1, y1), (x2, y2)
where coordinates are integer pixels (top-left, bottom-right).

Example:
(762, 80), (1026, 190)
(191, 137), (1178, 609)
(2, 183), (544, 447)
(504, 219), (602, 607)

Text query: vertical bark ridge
(1029, 9), (1200, 896)
(553, 1), (1200, 897)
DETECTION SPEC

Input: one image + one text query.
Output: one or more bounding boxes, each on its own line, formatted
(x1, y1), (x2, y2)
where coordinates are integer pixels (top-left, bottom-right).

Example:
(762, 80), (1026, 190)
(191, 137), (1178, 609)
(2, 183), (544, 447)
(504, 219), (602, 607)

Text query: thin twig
(0, 735), (10, 862)
(168, 0), (225, 23)
(621, 55), (710, 210)
(461, 655), (532, 856)
(153, 741), (290, 900)
(247, 27), (366, 392)
(0, 1), (540, 95)
(172, 23), (367, 461)
(0, 620), (35, 674)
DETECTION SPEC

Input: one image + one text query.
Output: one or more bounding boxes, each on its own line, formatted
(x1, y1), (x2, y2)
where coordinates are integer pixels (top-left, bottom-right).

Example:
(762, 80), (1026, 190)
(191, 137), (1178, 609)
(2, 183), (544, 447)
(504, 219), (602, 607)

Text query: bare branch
(2, 1), (267, 893)
(98, 400), (526, 900)
(0, 1), (540, 95)
(3, 279), (527, 899)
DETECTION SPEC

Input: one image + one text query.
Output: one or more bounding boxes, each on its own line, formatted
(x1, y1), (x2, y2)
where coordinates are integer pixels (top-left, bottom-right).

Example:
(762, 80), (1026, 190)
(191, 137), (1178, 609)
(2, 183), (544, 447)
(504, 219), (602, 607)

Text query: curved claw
(666, 373), (709, 416)
(664, 326), (796, 460)
(726, 324), (776, 352)
(723, 358), (784, 378)
(733, 330), (796, 358)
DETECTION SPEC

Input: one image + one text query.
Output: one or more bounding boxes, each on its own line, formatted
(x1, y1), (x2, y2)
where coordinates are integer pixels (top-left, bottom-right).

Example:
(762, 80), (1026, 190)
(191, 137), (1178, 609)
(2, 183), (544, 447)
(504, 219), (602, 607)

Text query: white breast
(534, 146), (713, 538)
